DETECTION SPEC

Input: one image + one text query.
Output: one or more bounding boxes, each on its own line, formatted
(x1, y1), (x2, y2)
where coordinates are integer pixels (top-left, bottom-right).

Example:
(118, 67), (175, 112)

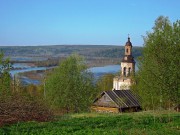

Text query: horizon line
(0, 44), (142, 47)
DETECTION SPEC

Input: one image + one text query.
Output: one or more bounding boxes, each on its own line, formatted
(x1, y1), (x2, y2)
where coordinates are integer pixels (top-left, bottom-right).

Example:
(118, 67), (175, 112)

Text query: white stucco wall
(113, 77), (131, 90)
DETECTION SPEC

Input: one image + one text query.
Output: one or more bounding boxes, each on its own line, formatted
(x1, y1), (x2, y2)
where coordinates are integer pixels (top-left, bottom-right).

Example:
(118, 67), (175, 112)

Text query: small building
(92, 90), (141, 113)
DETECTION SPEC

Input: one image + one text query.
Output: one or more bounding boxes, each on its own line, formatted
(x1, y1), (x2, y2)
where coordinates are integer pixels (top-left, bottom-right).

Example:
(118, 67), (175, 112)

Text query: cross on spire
(128, 34), (130, 41)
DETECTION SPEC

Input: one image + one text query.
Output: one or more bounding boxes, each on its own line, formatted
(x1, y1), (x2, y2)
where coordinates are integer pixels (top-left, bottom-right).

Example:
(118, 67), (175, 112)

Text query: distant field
(0, 111), (179, 135)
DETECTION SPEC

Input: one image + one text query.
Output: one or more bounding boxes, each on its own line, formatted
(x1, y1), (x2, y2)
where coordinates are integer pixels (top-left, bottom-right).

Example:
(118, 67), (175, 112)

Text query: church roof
(125, 37), (132, 47)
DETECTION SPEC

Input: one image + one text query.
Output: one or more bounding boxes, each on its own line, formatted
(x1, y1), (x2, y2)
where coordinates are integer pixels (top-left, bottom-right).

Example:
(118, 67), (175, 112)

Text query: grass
(0, 111), (179, 135)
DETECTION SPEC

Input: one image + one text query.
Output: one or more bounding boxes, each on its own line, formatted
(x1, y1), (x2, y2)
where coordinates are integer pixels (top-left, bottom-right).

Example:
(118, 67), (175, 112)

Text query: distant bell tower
(121, 36), (135, 77)
(113, 36), (135, 90)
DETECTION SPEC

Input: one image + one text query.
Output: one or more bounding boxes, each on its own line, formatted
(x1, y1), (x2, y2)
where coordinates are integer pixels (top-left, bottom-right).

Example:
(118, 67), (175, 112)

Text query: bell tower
(125, 37), (132, 55)
(121, 36), (135, 77)
(113, 36), (135, 90)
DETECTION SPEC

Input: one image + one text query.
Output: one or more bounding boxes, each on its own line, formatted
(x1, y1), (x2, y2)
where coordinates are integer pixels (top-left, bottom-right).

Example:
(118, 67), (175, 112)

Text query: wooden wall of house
(91, 106), (141, 113)
(93, 94), (117, 108)
(91, 106), (119, 113)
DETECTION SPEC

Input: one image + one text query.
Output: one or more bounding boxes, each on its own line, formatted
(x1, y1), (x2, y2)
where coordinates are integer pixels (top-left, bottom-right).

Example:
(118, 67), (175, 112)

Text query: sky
(0, 0), (179, 46)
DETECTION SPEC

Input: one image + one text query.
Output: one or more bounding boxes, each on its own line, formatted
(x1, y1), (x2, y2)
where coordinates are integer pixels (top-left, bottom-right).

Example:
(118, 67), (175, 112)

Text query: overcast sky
(0, 0), (179, 46)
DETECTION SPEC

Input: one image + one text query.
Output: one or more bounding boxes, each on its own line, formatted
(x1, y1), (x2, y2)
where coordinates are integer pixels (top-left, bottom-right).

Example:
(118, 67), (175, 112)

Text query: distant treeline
(0, 45), (142, 58)
(94, 46), (142, 58)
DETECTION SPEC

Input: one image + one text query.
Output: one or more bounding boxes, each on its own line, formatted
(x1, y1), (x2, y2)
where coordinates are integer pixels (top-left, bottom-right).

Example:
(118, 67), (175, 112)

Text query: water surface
(10, 64), (138, 85)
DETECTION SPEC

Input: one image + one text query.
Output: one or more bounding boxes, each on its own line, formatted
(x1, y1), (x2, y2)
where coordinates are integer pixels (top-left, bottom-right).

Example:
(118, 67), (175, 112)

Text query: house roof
(94, 90), (141, 109)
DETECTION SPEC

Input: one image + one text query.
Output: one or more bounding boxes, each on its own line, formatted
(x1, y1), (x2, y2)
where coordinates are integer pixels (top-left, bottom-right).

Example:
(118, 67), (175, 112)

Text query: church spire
(125, 35), (132, 47)
(128, 34), (130, 41)
(125, 36), (132, 56)
(121, 36), (135, 77)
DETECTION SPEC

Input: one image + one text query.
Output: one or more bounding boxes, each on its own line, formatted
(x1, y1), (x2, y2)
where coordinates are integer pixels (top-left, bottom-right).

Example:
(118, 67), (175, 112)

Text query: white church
(113, 36), (135, 90)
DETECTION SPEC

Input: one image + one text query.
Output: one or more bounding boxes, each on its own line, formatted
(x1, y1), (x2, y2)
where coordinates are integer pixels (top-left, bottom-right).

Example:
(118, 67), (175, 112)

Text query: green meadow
(0, 111), (179, 135)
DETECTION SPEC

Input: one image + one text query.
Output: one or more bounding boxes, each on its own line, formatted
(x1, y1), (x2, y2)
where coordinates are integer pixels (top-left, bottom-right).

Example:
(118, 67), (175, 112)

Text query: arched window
(126, 49), (128, 53)
(128, 67), (131, 76)
(123, 67), (126, 76)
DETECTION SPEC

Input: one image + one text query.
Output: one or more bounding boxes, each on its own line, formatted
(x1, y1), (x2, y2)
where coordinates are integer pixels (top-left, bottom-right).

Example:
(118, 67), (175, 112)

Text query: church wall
(113, 78), (119, 90)
(125, 46), (132, 55)
(113, 78), (131, 90)
(118, 81), (131, 90)
(121, 62), (135, 76)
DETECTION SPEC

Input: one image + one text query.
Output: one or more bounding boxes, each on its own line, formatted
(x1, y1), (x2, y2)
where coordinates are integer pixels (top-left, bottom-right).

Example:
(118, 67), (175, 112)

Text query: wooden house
(92, 90), (141, 113)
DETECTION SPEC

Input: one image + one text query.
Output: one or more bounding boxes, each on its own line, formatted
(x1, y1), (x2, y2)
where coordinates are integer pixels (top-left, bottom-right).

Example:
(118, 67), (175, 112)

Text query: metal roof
(104, 90), (141, 108)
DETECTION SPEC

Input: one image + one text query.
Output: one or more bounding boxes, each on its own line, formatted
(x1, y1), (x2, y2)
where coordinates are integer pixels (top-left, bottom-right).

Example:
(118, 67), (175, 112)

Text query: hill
(0, 45), (142, 58)
(0, 111), (179, 134)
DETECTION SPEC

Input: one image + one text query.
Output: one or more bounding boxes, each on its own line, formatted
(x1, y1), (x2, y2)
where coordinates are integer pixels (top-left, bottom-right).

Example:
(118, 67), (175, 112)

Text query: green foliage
(133, 16), (180, 109)
(0, 111), (179, 134)
(0, 52), (53, 127)
(96, 73), (115, 92)
(0, 51), (12, 95)
(45, 54), (97, 112)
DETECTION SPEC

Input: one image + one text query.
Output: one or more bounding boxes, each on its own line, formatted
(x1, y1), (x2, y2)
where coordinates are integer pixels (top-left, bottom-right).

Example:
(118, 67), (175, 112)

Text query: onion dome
(125, 37), (132, 47)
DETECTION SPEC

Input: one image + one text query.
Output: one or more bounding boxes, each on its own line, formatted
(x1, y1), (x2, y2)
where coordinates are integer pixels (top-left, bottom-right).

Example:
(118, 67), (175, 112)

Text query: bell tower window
(128, 67), (131, 76)
(126, 49), (128, 53)
(123, 67), (126, 76)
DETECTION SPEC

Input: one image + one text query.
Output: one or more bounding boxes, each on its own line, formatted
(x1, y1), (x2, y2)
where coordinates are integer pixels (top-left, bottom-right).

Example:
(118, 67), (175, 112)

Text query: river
(10, 63), (138, 85)
(10, 64), (122, 85)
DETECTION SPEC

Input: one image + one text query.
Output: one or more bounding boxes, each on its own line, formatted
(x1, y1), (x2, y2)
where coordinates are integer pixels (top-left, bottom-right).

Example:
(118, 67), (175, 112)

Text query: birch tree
(134, 16), (180, 110)
(45, 54), (97, 112)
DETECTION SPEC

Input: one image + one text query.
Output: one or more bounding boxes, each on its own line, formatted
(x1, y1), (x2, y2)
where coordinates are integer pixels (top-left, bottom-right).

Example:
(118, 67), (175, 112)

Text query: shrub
(0, 92), (52, 127)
